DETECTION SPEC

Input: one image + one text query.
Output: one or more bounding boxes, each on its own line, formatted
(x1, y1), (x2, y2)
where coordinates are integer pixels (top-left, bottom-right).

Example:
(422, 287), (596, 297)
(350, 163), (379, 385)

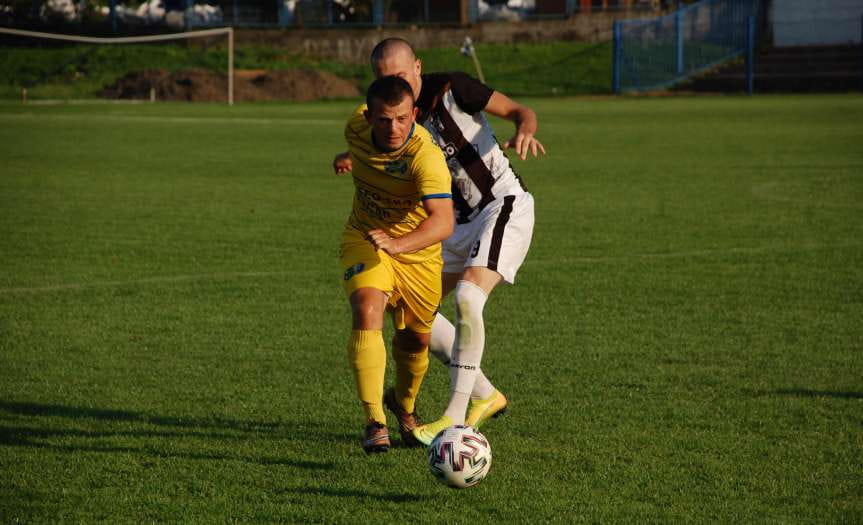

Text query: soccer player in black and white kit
(334, 38), (545, 446)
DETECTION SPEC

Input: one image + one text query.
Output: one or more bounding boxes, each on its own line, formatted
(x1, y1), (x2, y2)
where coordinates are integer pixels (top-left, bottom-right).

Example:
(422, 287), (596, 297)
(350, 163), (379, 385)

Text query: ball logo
(428, 425), (492, 489)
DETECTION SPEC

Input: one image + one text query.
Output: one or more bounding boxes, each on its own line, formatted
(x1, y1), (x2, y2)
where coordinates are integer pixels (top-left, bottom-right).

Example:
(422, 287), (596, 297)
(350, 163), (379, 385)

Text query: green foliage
(0, 40), (611, 99)
(1, 95), (862, 522)
(420, 41), (613, 96)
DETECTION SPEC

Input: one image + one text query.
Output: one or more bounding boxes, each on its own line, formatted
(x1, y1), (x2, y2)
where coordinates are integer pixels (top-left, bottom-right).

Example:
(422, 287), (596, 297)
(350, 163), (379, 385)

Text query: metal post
(109, 0), (117, 33)
(675, 8), (684, 76)
(462, 37), (485, 83)
(746, 14), (755, 95)
(228, 27), (234, 106)
(468, 0), (478, 24)
(181, 0), (190, 30)
(613, 21), (621, 94)
(278, 0), (290, 27)
(373, 0), (384, 26)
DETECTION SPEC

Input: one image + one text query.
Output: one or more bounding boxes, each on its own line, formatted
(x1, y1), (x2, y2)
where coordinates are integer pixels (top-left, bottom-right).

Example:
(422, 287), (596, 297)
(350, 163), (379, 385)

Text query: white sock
(444, 280), (487, 424)
(429, 312), (455, 365)
(430, 313), (496, 400)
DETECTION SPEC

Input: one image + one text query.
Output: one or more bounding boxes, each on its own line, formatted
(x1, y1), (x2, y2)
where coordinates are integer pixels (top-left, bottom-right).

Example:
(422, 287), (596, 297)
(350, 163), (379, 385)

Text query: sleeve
(413, 143), (452, 201)
(448, 71), (494, 115)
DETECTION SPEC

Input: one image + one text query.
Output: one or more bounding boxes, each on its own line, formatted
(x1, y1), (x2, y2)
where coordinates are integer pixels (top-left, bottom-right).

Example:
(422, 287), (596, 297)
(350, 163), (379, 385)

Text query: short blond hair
(370, 38), (416, 69)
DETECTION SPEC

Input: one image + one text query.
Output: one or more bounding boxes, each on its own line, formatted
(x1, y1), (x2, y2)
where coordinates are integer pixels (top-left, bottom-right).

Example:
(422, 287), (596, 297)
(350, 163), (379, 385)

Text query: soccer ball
(427, 425), (492, 489)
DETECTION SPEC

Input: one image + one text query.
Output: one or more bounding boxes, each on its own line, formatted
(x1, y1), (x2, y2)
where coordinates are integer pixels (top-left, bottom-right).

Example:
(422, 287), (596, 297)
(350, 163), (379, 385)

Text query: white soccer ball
(427, 425), (492, 489)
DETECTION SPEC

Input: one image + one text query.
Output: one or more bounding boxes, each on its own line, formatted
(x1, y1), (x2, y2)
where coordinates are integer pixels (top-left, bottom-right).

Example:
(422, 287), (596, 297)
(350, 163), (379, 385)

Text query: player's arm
(333, 151), (352, 174)
(483, 91), (546, 161)
(336, 103), (369, 174)
(367, 197), (454, 256)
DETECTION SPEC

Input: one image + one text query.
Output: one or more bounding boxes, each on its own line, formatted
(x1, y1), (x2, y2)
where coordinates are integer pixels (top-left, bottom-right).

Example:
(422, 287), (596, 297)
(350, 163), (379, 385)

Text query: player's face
(373, 50), (422, 99)
(366, 95), (418, 151)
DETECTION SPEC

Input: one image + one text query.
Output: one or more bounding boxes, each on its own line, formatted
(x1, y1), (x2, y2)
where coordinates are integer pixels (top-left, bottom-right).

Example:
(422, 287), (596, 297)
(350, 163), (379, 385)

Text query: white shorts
(442, 192), (534, 284)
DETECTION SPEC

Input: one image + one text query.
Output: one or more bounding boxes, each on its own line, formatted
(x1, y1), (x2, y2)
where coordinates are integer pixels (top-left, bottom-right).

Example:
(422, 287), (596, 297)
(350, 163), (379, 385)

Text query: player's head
(370, 37), (422, 99)
(364, 75), (418, 152)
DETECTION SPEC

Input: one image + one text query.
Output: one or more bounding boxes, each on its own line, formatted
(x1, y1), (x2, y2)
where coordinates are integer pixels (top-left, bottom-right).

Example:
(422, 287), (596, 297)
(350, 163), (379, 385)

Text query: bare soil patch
(101, 68), (360, 102)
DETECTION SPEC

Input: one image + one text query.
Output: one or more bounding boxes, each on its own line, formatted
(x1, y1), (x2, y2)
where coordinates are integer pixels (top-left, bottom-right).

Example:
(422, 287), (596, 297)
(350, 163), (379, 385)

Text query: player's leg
(384, 254), (440, 446)
(414, 194), (533, 443)
(430, 312), (497, 399)
(413, 270), (500, 444)
(390, 326), (430, 416)
(347, 287), (390, 452)
(462, 194), (534, 427)
(443, 267), (501, 425)
(341, 229), (395, 453)
(427, 271), (460, 365)
(386, 324), (430, 447)
(431, 247), (498, 402)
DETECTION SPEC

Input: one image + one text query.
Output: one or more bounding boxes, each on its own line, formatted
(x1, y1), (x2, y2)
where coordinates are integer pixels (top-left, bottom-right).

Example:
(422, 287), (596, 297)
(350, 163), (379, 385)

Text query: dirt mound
(101, 68), (360, 102)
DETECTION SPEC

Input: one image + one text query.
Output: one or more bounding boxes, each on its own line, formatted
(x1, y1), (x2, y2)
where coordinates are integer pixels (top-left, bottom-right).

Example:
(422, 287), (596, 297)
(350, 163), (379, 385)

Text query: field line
(0, 271), (291, 294)
(0, 112), (343, 126)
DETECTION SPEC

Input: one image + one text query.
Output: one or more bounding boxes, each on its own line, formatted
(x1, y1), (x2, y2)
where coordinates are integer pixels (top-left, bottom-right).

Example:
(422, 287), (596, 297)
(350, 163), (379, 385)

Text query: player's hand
(366, 229), (402, 255)
(503, 133), (546, 161)
(333, 151), (352, 174)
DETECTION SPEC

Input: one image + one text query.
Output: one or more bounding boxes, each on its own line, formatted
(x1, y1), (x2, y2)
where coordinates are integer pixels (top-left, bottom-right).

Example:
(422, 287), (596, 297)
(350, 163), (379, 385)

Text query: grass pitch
(1, 94), (862, 523)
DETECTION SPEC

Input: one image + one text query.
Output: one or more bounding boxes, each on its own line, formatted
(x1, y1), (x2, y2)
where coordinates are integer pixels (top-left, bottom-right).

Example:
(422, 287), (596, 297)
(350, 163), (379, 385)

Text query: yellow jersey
(344, 103), (452, 264)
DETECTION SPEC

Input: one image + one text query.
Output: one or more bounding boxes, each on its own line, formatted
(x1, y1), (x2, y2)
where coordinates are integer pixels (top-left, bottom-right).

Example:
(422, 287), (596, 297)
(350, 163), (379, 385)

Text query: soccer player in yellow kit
(340, 75), (454, 453)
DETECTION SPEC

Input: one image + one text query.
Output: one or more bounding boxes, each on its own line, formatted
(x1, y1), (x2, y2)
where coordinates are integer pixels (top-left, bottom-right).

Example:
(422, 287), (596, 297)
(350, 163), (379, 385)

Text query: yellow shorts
(340, 227), (442, 333)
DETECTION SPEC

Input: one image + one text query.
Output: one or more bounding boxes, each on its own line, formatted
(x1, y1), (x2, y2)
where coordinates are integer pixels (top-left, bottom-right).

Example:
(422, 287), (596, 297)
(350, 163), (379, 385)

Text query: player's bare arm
(484, 91), (546, 161)
(333, 151), (352, 173)
(367, 197), (454, 255)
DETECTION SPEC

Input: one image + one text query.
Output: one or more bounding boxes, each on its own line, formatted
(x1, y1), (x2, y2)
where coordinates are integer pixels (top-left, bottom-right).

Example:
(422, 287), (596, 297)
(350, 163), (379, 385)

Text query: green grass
(1, 94), (862, 523)
(0, 40), (611, 99)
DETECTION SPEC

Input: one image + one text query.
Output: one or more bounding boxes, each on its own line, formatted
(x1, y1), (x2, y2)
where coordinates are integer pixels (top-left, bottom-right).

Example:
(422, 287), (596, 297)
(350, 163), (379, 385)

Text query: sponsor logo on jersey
(384, 160), (407, 175)
(443, 142), (457, 159)
(344, 262), (365, 281)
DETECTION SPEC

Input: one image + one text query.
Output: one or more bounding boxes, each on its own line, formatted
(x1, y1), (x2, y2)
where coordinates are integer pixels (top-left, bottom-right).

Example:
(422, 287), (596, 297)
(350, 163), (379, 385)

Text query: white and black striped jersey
(416, 72), (528, 225)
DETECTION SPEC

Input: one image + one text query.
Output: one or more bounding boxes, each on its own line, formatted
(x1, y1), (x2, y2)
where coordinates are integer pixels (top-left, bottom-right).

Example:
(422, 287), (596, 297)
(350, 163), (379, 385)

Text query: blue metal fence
(612, 0), (760, 94)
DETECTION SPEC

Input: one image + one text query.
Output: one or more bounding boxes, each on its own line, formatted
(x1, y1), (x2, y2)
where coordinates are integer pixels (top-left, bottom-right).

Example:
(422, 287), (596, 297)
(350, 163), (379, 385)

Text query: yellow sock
(391, 343), (429, 414)
(347, 330), (387, 424)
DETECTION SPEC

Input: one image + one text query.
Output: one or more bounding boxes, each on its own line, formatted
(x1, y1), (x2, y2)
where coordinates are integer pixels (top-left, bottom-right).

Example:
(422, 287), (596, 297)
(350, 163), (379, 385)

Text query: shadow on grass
(773, 389), (863, 400)
(281, 486), (427, 503)
(0, 400), (357, 469)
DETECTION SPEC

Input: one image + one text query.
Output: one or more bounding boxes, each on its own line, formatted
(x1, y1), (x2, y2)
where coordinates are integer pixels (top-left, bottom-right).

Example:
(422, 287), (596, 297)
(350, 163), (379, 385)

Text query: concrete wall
(772, 0), (863, 46)
(236, 10), (646, 63)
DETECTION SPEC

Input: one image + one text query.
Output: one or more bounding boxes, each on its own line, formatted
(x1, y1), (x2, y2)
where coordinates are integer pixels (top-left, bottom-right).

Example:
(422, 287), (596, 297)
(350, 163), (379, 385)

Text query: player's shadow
(281, 486), (427, 503)
(772, 388), (863, 400)
(0, 400), (348, 470)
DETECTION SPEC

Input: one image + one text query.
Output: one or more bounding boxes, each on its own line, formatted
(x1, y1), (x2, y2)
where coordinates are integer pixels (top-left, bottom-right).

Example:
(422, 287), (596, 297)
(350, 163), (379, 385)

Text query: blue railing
(613, 0), (760, 94)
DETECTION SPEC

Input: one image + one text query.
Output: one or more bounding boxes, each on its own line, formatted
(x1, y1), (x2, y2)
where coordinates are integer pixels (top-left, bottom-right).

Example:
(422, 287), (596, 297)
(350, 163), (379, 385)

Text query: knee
(454, 281), (488, 321)
(350, 289), (384, 329)
(393, 329), (430, 353)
